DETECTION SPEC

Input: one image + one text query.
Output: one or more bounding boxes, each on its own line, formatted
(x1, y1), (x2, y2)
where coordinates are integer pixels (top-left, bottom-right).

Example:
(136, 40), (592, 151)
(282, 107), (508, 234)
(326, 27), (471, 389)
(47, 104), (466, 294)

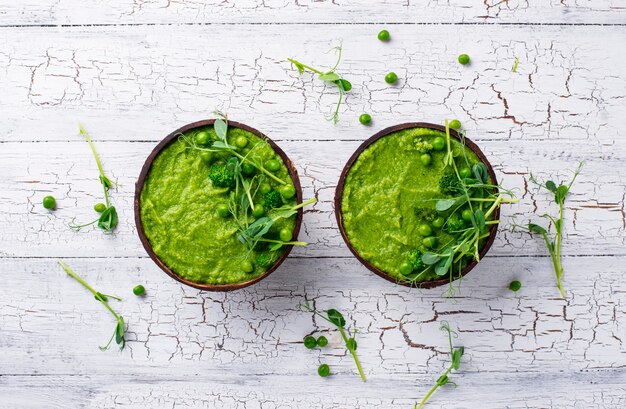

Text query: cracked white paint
(1, 7), (625, 409)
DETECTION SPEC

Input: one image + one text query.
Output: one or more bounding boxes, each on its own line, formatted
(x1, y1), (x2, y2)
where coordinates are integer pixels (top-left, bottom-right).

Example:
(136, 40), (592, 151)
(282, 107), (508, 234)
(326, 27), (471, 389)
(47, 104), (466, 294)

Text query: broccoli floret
(264, 190), (283, 209)
(256, 252), (274, 268)
(415, 138), (433, 154)
(439, 173), (461, 195)
(445, 213), (467, 233)
(209, 164), (235, 188)
(407, 249), (425, 271)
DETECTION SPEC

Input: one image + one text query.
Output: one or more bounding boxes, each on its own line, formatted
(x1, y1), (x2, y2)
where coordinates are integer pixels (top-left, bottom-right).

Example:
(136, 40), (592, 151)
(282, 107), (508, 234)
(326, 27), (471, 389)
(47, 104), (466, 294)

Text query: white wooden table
(2, 2), (626, 408)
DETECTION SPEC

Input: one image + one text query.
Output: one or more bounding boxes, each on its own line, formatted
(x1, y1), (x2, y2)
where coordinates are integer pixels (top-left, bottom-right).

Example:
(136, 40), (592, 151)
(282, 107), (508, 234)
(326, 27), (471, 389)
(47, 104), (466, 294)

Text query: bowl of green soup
(336, 122), (500, 289)
(135, 119), (306, 291)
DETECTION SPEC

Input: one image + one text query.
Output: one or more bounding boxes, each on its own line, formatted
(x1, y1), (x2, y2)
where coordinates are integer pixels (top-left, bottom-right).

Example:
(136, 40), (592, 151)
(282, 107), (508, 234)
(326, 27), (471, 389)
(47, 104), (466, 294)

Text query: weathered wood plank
(1, 256), (624, 377)
(0, 25), (625, 145)
(2, 0), (626, 25)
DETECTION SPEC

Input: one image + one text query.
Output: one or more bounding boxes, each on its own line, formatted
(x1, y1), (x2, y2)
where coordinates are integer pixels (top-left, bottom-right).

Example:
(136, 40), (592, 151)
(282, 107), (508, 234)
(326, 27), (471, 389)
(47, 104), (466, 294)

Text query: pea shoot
(184, 113), (317, 257)
(288, 44), (352, 123)
(401, 119), (518, 294)
(517, 162), (584, 298)
(415, 321), (464, 408)
(58, 260), (125, 351)
(43, 195), (56, 210)
(512, 57), (519, 73)
(69, 125), (118, 233)
(300, 302), (366, 382)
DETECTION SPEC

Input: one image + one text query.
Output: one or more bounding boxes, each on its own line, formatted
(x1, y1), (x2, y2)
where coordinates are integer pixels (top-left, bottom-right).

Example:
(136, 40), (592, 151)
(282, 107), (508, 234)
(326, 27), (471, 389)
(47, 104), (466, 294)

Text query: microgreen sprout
(415, 321), (464, 408)
(516, 161), (584, 298)
(183, 113), (317, 258)
(401, 120), (518, 294)
(58, 260), (125, 351)
(69, 125), (118, 233)
(299, 302), (366, 382)
(288, 44), (352, 123)
(512, 57), (519, 73)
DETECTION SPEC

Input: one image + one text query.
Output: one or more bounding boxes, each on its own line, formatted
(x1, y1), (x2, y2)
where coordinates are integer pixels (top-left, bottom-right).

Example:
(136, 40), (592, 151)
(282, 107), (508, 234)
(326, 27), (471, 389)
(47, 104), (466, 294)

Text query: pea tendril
(288, 44), (352, 123)
(69, 124), (118, 233)
(415, 321), (464, 408)
(58, 260), (125, 351)
(516, 161), (584, 298)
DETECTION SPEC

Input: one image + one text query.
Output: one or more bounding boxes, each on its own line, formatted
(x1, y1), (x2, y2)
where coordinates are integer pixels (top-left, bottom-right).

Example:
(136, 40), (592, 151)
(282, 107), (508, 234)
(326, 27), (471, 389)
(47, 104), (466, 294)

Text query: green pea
(359, 113), (372, 125)
(266, 159), (281, 172)
(449, 119), (462, 130)
(420, 153), (432, 166)
(316, 336), (328, 347)
(235, 135), (248, 148)
(279, 228), (292, 242)
(432, 136), (445, 151)
(458, 54), (470, 65)
(259, 183), (272, 195)
(423, 236), (437, 248)
(378, 29), (390, 42)
(42, 195), (56, 210)
(317, 363), (330, 377)
(432, 217), (445, 229)
(509, 280), (522, 292)
(242, 260), (254, 273)
(195, 131), (210, 146)
(242, 162), (256, 175)
(385, 72), (398, 84)
(133, 285), (146, 296)
(94, 203), (106, 213)
(304, 335), (317, 349)
(399, 262), (413, 276)
(459, 167), (471, 179)
(252, 204), (265, 218)
(200, 151), (213, 164)
(418, 224), (433, 237)
(461, 208), (473, 221)
(216, 204), (230, 218)
(279, 185), (295, 199)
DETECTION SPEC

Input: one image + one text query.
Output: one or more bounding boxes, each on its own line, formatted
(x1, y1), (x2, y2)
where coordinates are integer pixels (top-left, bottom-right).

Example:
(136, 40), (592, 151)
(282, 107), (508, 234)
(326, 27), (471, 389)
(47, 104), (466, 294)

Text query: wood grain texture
(1, 6), (625, 409)
(2, 0), (626, 25)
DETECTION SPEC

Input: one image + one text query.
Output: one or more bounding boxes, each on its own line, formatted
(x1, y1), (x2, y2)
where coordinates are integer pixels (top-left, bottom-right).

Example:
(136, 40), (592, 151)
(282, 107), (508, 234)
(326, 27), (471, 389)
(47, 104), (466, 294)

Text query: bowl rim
(134, 119), (303, 292)
(334, 122), (500, 289)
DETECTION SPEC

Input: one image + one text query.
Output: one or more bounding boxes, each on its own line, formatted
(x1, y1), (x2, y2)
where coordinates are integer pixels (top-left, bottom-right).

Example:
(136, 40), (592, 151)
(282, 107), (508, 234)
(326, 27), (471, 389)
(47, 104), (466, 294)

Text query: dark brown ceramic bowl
(335, 122), (500, 289)
(134, 120), (303, 292)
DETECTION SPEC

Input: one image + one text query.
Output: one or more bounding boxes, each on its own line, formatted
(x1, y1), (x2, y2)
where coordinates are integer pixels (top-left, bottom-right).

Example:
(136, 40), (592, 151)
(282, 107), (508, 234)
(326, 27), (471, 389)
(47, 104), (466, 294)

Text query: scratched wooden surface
(1, 2), (625, 409)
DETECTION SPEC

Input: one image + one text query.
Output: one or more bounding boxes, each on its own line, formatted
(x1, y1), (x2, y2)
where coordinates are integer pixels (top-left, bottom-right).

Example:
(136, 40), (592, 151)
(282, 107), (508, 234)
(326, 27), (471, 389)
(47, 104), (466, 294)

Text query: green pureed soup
(341, 127), (491, 284)
(140, 126), (297, 285)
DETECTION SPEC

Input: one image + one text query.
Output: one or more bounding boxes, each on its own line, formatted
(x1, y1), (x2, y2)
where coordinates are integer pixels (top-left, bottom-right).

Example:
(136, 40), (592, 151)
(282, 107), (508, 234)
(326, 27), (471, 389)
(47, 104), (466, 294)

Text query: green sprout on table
(416, 321), (464, 408)
(69, 124), (118, 233)
(517, 161), (584, 298)
(288, 44), (352, 123)
(58, 260), (125, 351)
(299, 302), (365, 382)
